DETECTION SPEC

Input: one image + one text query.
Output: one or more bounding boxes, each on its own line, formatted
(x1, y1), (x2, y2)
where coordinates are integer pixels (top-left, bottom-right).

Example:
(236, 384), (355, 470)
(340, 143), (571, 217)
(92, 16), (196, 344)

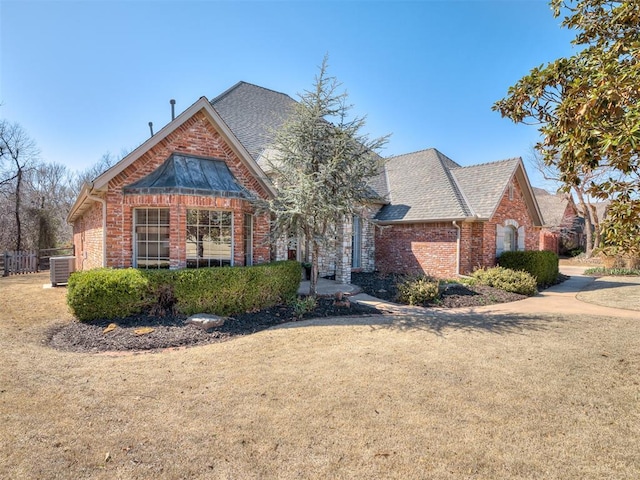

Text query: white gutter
(86, 182), (107, 268)
(452, 221), (461, 276)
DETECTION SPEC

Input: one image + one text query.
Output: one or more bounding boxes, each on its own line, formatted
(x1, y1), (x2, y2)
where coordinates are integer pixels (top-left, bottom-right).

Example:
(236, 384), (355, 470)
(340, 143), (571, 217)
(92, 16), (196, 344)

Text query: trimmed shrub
(397, 275), (440, 306)
(67, 268), (149, 321)
(472, 266), (537, 296)
(584, 267), (640, 276)
(67, 261), (302, 322)
(498, 250), (559, 287)
(170, 261), (301, 316)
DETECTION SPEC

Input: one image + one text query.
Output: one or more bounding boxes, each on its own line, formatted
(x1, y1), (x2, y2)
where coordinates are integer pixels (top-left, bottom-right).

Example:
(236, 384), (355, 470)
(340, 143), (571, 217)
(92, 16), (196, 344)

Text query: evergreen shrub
(397, 275), (440, 306)
(498, 250), (559, 287)
(471, 266), (537, 296)
(67, 261), (302, 322)
(67, 268), (149, 321)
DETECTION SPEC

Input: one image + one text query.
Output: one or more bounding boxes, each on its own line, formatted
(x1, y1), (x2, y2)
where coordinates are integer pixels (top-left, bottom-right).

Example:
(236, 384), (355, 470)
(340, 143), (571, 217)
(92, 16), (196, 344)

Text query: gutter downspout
(452, 221), (461, 276)
(87, 182), (107, 267)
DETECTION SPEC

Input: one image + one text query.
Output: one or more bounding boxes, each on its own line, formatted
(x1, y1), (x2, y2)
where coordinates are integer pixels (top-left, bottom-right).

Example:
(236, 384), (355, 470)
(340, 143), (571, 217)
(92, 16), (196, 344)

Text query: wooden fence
(3, 251), (38, 276)
(2, 247), (74, 277)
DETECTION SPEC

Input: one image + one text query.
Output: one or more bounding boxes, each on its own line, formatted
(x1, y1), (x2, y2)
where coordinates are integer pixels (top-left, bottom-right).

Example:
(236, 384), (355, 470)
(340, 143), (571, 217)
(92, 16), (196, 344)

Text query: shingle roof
(532, 187), (571, 227)
(211, 81), (389, 201)
(451, 158), (521, 218)
(122, 153), (250, 198)
(375, 150), (530, 223)
(375, 149), (471, 222)
(211, 82), (296, 166)
(210, 83), (538, 223)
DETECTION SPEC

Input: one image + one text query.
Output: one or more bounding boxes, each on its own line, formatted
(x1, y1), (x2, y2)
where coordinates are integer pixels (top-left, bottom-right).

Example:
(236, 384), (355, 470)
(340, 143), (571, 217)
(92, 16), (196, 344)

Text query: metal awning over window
(123, 153), (251, 198)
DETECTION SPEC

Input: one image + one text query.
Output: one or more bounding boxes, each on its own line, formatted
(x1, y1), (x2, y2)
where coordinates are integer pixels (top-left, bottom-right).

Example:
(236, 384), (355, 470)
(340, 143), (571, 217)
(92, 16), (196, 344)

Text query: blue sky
(1, 0), (577, 188)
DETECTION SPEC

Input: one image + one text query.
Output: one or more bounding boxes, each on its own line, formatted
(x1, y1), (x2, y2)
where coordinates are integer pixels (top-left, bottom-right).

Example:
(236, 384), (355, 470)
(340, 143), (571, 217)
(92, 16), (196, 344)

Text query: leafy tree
(493, 0), (640, 256)
(264, 57), (388, 296)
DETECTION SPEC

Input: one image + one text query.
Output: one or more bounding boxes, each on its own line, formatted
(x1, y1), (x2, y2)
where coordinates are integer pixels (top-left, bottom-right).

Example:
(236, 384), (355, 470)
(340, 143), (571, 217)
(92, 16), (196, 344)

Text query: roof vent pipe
(170, 99), (176, 120)
(148, 121), (154, 137)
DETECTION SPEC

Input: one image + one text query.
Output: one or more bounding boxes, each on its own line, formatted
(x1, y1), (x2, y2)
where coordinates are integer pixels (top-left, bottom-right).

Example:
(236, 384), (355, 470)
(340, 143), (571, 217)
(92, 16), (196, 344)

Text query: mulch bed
(47, 298), (382, 354)
(49, 272), (535, 353)
(351, 272), (527, 308)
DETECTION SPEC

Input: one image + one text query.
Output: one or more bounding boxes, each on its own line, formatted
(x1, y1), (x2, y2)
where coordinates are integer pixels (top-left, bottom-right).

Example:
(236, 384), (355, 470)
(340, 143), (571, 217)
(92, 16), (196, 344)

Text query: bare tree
(72, 150), (124, 195)
(527, 146), (613, 256)
(25, 161), (77, 249)
(0, 120), (40, 251)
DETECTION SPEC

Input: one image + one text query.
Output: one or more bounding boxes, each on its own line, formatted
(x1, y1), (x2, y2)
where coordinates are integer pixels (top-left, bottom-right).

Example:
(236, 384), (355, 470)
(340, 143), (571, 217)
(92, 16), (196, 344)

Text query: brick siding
(73, 109), (271, 270)
(376, 178), (540, 278)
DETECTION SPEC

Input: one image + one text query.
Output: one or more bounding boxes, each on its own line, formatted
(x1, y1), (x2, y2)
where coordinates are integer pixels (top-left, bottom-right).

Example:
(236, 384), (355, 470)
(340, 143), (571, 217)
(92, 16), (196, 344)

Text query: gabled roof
(451, 158), (522, 218)
(123, 153), (251, 198)
(211, 81), (390, 201)
(375, 148), (543, 225)
(67, 96), (275, 223)
(211, 82), (296, 167)
(375, 149), (471, 222)
(532, 187), (573, 227)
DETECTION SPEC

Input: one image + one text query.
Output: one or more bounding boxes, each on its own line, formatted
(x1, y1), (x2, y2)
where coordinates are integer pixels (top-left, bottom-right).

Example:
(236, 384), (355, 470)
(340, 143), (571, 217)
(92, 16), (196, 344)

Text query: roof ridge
(451, 157), (520, 170)
(386, 147), (439, 160)
(435, 151), (474, 217)
(211, 81), (296, 105)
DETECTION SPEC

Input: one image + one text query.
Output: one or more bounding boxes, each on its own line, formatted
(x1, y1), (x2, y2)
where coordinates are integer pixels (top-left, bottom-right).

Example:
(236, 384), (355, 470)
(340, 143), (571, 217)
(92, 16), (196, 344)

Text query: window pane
(198, 210), (210, 225)
(147, 209), (159, 224)
(135, 208), (170, 269)
(185, 209), (233, 268)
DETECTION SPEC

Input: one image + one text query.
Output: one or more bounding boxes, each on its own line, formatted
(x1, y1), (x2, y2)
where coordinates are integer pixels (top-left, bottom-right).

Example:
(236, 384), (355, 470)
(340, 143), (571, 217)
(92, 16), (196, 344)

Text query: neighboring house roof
(593, 200), (609, 223)
(375, 149), (543, 225)
(122, 153), (251, 198)
(532, 187), (573, 227)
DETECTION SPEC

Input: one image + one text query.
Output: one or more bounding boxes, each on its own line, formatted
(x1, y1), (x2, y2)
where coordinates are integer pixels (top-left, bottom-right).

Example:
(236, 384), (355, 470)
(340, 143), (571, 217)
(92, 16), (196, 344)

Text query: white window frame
(496, 220), (526, 257)
(133, 208), (170, 269)
(186, 209), (234, 268)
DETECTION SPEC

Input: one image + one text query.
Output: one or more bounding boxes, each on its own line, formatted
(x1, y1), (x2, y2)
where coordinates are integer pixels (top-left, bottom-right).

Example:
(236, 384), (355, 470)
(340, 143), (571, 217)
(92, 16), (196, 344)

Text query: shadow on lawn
(275, 310), (562, 337)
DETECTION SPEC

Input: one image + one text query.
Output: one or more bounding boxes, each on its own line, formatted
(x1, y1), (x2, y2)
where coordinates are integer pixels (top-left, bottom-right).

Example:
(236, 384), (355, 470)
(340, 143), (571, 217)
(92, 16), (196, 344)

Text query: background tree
(264, 57), (388, 296)
(25, 161), (77, 250)
(528, 146), (614, 255)
(72, 150), (123, 195)
(0, 120), (40, 251)
(493, 0), (640, 256)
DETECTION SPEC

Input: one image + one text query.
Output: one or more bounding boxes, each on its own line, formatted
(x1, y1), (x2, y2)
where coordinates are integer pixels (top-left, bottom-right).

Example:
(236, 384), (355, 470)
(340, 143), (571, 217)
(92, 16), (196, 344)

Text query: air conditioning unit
(50, 256), (76, 287)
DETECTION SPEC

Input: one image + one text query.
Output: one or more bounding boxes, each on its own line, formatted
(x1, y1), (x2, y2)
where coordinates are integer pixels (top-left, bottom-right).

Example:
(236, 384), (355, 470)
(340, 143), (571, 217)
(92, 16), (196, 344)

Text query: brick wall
(73, 201), (104, 271)
(375, 222), (458, 278)
(540, 230), (560, 254)
(375, 178), (540, 278)
(478, 178), (539, 269)
(74, 109), (271, 269)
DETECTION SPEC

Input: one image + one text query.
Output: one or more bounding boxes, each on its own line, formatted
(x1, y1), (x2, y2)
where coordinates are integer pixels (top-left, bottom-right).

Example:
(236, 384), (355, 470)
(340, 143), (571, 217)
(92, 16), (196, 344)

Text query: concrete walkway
(297, 277), (362, 297)
(305, 266), (640, 319)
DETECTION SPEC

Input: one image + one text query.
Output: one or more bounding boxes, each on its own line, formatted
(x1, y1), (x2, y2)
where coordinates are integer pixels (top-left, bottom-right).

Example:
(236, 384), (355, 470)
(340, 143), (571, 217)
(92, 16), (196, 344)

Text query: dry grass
(1, 272), (639, 479)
